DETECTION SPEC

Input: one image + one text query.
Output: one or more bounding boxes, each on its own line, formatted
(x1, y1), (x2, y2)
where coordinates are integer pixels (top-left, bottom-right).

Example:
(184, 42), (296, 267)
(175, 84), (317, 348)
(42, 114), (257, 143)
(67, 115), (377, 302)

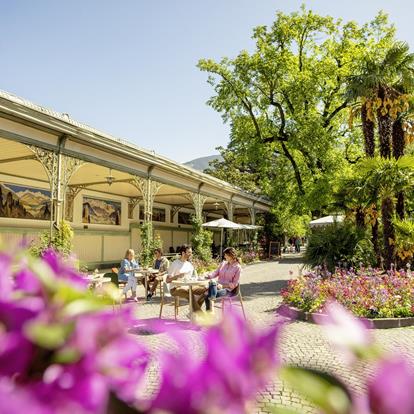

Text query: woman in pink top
(204, 247), (241, 311)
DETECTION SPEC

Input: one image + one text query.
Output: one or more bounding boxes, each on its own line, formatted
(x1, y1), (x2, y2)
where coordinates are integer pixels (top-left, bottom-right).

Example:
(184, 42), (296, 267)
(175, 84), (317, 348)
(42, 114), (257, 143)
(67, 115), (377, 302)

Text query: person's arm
(166, 262), (180, 283)
(207, 262), (223, 279)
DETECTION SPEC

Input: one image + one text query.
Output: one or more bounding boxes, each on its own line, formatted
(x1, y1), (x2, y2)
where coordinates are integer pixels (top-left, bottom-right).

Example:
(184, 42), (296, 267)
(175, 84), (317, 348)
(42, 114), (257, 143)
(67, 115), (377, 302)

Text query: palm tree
(348, 42), (414, 158)
(359, 156), (414, 269)
(347, 42), (414, 266)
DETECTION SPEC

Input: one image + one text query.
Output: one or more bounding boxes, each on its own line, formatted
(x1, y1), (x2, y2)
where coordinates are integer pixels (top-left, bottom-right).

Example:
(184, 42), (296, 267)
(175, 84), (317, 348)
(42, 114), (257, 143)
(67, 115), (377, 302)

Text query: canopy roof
(309, 215), (344, 227)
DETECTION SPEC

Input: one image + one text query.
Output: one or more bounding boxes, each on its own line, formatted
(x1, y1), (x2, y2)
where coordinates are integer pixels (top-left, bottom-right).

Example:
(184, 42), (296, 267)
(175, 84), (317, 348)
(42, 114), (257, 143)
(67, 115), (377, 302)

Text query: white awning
(309, 215), (344, 227)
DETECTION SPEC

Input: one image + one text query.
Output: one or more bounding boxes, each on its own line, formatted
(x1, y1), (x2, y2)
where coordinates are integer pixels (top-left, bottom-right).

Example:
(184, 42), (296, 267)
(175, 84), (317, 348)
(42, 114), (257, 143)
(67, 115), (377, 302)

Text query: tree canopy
(199, 7), (397, 233)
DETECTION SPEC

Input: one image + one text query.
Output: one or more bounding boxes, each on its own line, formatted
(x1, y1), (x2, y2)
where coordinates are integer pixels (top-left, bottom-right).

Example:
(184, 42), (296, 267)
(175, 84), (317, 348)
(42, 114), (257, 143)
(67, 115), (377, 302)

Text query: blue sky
(1, 1), (412, 162)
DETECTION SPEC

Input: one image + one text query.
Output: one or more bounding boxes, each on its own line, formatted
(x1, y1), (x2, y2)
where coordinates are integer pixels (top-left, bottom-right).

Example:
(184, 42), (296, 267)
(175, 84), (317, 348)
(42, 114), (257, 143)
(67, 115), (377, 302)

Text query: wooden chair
(212, 284), (246, 320)
(159, 287), (186, 320)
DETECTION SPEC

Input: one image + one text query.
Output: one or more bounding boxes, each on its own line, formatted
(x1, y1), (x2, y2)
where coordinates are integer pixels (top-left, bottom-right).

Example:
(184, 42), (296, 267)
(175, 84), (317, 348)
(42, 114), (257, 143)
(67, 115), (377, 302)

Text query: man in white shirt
(167, 245), (205, 312)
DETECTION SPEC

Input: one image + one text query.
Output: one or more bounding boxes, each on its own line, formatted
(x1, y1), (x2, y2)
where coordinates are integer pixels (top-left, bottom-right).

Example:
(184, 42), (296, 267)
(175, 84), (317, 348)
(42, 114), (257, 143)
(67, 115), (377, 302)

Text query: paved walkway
(128, 255), (414, 413)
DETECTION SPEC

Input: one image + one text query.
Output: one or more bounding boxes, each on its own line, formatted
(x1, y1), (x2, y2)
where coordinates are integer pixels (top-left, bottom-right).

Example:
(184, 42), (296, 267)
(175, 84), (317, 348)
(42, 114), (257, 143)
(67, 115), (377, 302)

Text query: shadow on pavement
(128, 317), (200, 336)
(240, 279), (289, 302)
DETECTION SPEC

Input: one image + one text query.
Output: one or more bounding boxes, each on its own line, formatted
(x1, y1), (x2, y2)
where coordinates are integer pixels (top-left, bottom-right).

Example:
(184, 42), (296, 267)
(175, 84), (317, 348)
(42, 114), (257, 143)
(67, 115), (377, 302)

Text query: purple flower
(368, 358), (414, 414)
(0, 378), (52, 414)
(41, 249), (87, 289)
(147, 311), (282, 413)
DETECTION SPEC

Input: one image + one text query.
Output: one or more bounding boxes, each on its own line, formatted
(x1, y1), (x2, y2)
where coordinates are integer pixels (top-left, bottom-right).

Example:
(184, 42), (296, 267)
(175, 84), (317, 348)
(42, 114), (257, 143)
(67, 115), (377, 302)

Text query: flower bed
(281, 268), (414, 319)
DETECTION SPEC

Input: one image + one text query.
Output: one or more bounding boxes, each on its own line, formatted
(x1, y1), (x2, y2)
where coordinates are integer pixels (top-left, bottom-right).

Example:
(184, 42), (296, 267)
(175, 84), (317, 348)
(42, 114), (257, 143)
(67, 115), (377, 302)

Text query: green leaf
(24, 321), (73, 349)
(61, 298), (106, 317)
(53, 347), (81, 364)
(279, 366), (352, 414)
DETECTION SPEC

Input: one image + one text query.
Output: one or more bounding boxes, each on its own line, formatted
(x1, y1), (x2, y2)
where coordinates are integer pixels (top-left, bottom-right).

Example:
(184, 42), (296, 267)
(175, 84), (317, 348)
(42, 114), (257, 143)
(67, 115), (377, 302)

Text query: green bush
(191, 216), (213, 262)
(304, 222), (374, 272)
(30, 220), (74, 258)
(139, 223), (162, 267)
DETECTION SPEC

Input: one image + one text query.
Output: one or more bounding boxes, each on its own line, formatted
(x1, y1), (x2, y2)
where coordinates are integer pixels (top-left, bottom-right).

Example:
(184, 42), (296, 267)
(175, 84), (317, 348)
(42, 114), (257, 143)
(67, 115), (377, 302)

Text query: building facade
(0, 91), (271, 267)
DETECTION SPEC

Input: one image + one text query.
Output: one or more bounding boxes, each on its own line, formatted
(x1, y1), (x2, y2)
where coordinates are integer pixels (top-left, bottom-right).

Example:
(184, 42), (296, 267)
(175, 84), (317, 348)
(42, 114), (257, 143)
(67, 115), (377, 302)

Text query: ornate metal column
(128, 197), (142, 220)
(184, 192), (208, 222)
(61, 157), (84, 221)
(28, 145), (83, 232)
(223, 200), (234, 221)
(131, 176), (163, 223)
(65, 186), (84, 222)
(223, 198), (235, 247)
(249, 206), (256, 225)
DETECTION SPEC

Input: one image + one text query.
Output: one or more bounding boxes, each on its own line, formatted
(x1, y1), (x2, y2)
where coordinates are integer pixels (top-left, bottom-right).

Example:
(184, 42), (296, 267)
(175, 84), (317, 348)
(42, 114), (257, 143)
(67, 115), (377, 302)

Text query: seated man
(167, 244), (205, 313)
(146, 248), (169, 301)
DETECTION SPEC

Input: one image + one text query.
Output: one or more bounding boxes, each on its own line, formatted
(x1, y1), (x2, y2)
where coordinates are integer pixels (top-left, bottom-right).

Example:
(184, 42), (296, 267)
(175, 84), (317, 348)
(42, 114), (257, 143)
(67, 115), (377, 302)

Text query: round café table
(170, 279), (209, 321)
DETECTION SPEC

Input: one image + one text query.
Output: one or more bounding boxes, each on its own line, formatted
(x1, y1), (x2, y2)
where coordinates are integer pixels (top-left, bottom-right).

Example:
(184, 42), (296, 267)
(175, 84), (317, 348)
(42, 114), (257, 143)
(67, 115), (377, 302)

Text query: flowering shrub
(192, 256), (219, 274)
(281, 267), (414, 318)
(0, 248), (149, 413)
(241, 249), (260, 264)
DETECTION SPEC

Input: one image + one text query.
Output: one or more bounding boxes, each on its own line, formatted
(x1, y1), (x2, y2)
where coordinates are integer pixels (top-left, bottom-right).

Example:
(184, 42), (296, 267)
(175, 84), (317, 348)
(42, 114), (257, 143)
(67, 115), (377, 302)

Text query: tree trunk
(377, 112), (393, 159)
(355, 207), (365, 229)
(371, 217), (381, 267)
(396, 192), (405, 220)
(392, 117), (405, 219)
(361, 103), (378, 263)
(361, 102), (375, 157)
(392, 117), (405, 159)
(381, 196), (395, 270)
(377, 87), (393, 159)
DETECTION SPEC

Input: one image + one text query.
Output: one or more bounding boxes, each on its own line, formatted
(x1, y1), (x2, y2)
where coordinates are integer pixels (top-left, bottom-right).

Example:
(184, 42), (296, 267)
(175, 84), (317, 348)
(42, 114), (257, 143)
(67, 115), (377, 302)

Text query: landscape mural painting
(0, 182), (51, 220)
(82, 196), (121, 225)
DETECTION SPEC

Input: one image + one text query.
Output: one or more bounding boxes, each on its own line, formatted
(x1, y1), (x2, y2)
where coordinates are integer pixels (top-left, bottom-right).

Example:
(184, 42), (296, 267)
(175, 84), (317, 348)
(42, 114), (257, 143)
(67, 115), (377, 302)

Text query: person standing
(119, 248), (139, 302)
(295, 237), (301, 253)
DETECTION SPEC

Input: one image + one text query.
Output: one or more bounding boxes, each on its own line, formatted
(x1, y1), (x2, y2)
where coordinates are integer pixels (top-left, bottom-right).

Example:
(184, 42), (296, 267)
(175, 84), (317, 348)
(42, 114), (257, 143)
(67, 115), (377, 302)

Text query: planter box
(278, 305), (414, 329)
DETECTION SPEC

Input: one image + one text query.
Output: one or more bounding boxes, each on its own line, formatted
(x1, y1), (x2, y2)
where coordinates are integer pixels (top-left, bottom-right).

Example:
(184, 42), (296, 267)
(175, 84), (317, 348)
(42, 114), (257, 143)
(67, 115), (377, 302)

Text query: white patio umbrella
(202, 218), (245, 256)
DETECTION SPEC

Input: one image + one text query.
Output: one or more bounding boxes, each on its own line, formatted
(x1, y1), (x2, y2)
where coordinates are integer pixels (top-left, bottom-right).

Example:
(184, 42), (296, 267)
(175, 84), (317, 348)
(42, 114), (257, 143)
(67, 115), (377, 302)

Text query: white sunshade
(202, 218), (245, 229)
(309, 215), (344, 227)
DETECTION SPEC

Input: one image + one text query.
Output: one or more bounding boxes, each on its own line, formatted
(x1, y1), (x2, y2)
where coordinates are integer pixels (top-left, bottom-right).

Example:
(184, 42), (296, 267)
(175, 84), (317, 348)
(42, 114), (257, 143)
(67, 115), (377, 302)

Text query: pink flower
(368, 358), (414, 414)
(314, 302), (373, 362)
(147, 311), (283, 413)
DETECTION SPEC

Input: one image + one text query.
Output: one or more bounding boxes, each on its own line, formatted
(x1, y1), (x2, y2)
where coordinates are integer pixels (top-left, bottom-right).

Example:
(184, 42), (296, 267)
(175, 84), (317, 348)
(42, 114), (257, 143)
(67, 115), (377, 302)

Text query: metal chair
(212, 284), (246, 320)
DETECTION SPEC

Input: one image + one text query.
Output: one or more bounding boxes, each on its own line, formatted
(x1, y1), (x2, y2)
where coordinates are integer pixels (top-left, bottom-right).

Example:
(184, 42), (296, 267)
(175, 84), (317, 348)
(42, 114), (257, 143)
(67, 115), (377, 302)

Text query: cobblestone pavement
(127, 255), (414, 413)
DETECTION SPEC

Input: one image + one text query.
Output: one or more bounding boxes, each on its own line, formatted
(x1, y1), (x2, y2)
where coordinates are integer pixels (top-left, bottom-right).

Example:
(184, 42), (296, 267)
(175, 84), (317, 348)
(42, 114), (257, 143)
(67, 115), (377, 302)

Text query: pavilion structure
(0, 90), (270, 267)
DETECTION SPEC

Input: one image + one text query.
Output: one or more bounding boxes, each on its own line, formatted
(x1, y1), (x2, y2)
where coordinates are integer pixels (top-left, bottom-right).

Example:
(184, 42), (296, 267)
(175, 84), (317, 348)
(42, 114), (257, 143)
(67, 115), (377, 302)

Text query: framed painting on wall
(82, 196), (121, 225)
(0, 182), (51, 220)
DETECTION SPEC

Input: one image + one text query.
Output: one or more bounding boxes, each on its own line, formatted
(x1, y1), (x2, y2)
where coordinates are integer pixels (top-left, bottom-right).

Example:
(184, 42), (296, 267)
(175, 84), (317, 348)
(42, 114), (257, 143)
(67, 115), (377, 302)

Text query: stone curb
(278, 305), (414, 329)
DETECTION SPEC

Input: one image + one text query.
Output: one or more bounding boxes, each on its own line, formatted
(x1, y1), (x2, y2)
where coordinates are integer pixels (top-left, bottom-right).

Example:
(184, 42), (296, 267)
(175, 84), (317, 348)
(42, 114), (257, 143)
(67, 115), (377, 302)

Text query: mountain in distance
(183, 154), (223, 172)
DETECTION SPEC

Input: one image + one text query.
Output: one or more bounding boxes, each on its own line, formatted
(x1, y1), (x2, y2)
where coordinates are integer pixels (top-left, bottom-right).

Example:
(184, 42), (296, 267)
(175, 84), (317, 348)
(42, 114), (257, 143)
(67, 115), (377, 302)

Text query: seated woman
(119, 248), (140, 302)
(146, 248), (169, 301)
(203, 247), (241, 311)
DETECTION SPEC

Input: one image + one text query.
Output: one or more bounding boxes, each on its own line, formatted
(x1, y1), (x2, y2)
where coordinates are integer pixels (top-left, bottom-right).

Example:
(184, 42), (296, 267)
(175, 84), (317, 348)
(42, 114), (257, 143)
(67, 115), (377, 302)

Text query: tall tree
(199, 8), (395, 226)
